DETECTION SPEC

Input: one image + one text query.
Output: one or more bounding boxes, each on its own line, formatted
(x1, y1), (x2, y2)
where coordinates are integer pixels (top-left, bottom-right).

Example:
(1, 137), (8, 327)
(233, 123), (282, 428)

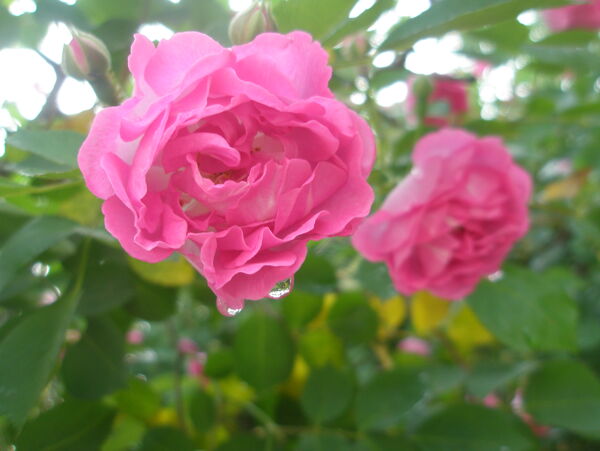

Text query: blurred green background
(2, 0), (600, 450)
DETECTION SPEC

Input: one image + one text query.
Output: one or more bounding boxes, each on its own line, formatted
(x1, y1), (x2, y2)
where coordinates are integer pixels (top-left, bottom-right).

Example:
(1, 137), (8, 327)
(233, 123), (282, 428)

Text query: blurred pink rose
(187, 359), (204, 377)
(397, 337), (431, 356)
(483, 393), (501, 408)
(407, 77), (469, 127)
(78, 31), (374, 314)
(543, 1), (600, 31)
(473, 61), (492, 79)
(178, 338), (198, 354)
(352, 129), (532, 300)
(127, 329), (144, 345)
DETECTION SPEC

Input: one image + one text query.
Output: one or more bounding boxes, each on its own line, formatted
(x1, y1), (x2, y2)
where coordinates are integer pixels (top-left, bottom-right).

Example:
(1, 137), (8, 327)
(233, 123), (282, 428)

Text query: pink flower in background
(483, 393), (501, 408)
(178, 338), (198, 354)
(126, 329), (144, 345)
(406, 76), (469, 127)
(78, 32), (375, 314)
(397, 337), (431, 356)
(352, 129), (532, 300)
(543, 1), (600, 31)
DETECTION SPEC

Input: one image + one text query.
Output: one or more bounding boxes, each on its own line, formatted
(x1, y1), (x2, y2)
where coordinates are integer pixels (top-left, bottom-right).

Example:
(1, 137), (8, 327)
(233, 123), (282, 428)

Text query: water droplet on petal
(268, 277), (293, 299)
(487, 270), (504, 282)
(216, 297), (244, 317)
(227, 307), (242, 316)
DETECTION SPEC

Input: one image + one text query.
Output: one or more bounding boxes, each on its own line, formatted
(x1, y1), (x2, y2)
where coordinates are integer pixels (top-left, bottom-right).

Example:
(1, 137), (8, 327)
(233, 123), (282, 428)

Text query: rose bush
(78, 31), (375, 314)
(353, 128), (531, 300)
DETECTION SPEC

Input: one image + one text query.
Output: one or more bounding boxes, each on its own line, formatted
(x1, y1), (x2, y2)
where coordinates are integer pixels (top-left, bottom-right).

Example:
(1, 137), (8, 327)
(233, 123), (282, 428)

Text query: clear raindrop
(226, 307), (242, 316)
(216, 297), (244, 317)
(268, 277), (293, 299)
(31, 261), (50, 277)
(487, 270), (504, 282)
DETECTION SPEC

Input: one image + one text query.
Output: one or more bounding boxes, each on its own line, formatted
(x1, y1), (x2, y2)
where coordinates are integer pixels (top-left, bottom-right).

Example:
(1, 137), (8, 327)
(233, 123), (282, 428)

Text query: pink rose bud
(543, 0), (600, 31)
(78, 31), (375, 315)
(127, 329), (144, 345)
(397, 337), (431, 356)
(62, 29), (111, 81)
(483, 393), (501, 408)
(352, 129), (532, 300)
(178, 338), (198, 354)
(187, 358), (204, 377)
(406, 76), (469, 128)
(228, 1), (276, 45)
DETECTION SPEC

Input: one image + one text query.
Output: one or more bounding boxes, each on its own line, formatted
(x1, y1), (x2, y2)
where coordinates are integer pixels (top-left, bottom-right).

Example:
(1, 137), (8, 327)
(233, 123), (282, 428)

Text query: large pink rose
(406, 77), (469, 128)
(543, 1), (600, 31)
(78, 31), (375, 314)
(352, 129), (531, 300)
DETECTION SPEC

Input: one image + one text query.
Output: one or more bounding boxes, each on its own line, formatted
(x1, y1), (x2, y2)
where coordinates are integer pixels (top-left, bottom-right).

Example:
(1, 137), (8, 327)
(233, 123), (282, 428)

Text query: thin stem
(167, 320), (188, 434)
(244, 402), (284, 440)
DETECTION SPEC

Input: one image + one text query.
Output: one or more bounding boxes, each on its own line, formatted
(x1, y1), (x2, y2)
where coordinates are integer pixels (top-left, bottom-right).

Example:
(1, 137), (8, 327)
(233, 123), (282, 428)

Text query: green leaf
(113, 378), (161, 422)
(467, 267), (578, 352)
(524, 360), (600, 438)
(0, 216), (77, 294)
(15, 399), (115, 451)
(271, 0), (357, 40)
(327, 292), (378, 345)
(125, 280), (177, 321)
(217, 434), (270, 451)
(76, 243), (135, 316)
(299, 328), (344, 368)
(189, 389), (217, 433)
(0, 6), (19, 47)
(381, 0), (571, 51)
(137, 427), (196, 451)
(233, 312), (295, 390)
(295, 433), (352, 451)
(413, 404), (535, 451)
(355, 369), (424, 431)
(355, 260), (397, 300)
(0, 289), (80, 424)
(294, 255), (337, 294)
(282, 291), (323, 329)
(6, 129), (85, 169)
(466, 362), (535, 398)
(100, 415), (145, 451)
(300, 366), (354, 423)
(323, 0), (395, 47)
(62, 316), (127, 399)
(204, 349), (234, 379)
(361, 434), (417, 451)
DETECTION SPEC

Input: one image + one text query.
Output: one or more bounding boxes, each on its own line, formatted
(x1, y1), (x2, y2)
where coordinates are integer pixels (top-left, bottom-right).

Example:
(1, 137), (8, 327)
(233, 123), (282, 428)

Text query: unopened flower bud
(228, 1), (276, 45)
(62, 29), (111, 81)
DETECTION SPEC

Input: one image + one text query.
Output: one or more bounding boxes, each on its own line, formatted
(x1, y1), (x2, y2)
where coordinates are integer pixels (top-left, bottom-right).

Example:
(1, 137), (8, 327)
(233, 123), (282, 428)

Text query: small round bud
(228, 1), (276, 45)
(62, 29), (111, 81)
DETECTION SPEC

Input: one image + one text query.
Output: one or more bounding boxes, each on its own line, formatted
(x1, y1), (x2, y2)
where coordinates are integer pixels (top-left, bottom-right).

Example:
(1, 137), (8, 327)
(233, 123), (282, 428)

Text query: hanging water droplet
(216, 297), (244, 317)
(227, 307), (242, 316)
(487, 270), (504, 282)
(268, 277), (293, 299)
